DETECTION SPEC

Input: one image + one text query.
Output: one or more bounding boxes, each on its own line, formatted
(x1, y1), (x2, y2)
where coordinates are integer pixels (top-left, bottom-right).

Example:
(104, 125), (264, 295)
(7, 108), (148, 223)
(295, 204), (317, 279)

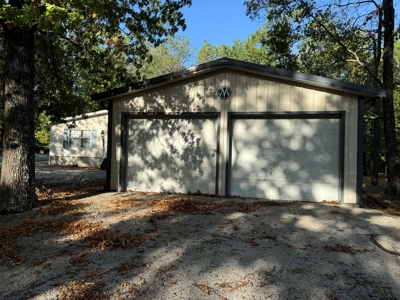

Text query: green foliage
(139, 35), (195, 79)
(1, 0), (192, 123)
(35, 112), (50, 146)
(296, 21), (374, 83)
(244, 0), (392, 85)
(33, 34), (103, 123)
(196, 24), (275, 66)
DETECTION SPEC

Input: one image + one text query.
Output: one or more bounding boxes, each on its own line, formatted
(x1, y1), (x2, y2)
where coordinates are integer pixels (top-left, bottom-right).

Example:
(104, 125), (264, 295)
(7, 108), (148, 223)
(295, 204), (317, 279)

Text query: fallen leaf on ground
(192, 283), (208, 291)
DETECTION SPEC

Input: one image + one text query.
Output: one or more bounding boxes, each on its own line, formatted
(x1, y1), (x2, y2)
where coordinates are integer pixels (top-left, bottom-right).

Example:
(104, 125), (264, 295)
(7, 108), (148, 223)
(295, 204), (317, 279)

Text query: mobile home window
(68, 129), (94, 149)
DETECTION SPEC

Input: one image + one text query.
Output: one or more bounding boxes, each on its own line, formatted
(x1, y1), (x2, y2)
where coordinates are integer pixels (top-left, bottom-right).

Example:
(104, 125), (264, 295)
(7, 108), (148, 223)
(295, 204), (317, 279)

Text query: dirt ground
(362, 176), (400, 216)
(0, 169), (399, 299)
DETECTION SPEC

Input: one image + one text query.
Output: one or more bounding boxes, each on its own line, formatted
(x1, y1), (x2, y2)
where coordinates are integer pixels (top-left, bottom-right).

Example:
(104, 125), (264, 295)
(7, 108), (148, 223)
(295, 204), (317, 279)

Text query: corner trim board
(105, 100), (113, 191)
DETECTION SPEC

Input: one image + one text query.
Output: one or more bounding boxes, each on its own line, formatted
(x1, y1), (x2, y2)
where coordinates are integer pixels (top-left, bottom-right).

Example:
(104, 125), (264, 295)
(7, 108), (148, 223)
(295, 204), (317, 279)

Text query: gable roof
(91, 57), (386, 101)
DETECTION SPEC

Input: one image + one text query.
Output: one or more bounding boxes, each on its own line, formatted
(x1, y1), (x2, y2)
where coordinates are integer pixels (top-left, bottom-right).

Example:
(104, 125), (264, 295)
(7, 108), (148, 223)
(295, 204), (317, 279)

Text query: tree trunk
(0, 95), (4, 158)
(382, 0), (400, 196)
(0, 24), (37, 213)
(0, 47), (4, 158)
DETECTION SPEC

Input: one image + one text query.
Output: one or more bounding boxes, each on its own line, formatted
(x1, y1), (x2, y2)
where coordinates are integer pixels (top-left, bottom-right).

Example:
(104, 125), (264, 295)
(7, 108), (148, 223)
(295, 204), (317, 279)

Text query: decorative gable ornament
(217, 86), (232, 100)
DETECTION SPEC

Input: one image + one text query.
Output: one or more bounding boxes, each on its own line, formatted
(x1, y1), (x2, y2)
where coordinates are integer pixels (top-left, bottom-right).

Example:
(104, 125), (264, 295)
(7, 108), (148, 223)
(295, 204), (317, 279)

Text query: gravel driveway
(35, 161), (106, 184)
(1, 155), (105, 185)
(0, 188), (399, 300)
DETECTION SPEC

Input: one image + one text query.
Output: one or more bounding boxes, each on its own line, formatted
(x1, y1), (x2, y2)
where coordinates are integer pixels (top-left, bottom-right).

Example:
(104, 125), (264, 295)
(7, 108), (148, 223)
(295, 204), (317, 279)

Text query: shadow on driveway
(0, 154), (106, 184)
(35, 161), (106, 184)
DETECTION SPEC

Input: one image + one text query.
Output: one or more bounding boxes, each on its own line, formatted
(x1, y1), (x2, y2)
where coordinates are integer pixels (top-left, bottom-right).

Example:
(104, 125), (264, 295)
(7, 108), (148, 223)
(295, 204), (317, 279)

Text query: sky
(177, 1), (264, 57)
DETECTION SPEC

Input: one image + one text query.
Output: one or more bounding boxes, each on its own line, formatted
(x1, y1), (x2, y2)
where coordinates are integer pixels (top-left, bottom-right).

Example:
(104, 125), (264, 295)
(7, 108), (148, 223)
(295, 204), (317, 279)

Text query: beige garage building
(92, 58), (385, 204)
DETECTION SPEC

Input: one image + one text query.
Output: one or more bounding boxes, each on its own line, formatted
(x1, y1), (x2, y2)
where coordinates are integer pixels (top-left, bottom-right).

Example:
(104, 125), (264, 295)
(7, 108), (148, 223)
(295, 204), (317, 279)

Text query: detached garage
(92, 58), (385, 204)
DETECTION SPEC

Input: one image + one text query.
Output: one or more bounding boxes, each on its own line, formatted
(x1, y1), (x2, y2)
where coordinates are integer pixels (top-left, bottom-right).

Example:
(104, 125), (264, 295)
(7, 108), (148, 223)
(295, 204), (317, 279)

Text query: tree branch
(335, 0), (380, 9)
(49, 39), (65, 97)
(56, 32), (108, 68)
(305, 8), (384, 88)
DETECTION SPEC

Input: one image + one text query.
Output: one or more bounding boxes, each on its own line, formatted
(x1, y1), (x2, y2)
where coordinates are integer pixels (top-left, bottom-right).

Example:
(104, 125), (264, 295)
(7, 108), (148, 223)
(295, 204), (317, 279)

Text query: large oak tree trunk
(0, 25), (36, 213)
(382, 0), (400, 196)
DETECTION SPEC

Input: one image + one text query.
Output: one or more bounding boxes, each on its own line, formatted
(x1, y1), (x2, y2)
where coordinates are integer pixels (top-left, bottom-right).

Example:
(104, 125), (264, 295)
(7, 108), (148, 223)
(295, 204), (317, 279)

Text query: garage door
(125, 115), (218, 194)
(229, 117), (340, 201)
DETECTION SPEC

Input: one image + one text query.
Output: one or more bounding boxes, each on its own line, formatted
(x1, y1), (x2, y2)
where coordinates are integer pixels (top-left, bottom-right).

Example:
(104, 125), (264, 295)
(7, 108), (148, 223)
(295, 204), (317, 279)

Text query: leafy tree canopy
(196, 24), (279, 66)
(0, 0), (192, 213)
(139, 35), (195, 79)
(244, 0), (399, 87)
(1, 0), (192, 121)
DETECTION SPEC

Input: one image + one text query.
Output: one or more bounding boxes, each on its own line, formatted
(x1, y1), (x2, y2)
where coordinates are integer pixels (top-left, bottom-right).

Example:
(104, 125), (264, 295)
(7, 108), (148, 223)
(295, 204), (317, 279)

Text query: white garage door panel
(234, 150), (339, 167)
(233, 119), (338, 136)
(234, 132), (338, 151)
(127, 118), (217, 194)
(256, 134), (338, 151)
(231, 166), (339, 183)
(230, 180), (339, 200)
(231, 118), (340, 201)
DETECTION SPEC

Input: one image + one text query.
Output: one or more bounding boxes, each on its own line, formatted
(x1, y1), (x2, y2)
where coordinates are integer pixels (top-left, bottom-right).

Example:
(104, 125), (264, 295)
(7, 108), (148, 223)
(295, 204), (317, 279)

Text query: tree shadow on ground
(0, 191), (399, 300)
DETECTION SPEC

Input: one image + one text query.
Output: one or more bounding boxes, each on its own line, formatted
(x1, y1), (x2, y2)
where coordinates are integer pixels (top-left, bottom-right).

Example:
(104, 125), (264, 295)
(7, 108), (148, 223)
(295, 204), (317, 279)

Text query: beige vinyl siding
(256, 78), (269, 112)
(245, 76), (258, 112)
(110, 69), (359, 204)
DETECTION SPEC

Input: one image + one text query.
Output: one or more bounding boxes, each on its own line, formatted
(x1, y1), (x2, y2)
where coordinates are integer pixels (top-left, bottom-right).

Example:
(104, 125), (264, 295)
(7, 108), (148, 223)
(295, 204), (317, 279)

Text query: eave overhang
(91, 58), (387, 102)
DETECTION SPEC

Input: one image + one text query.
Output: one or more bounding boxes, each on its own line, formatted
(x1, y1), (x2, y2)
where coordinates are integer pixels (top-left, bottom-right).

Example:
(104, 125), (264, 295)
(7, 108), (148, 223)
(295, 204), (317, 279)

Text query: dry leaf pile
(85, 229), (156, 250)
(0, 219), (76, 259)
(149, 199), (226, 214)
(59, 220), (103, 238)
(36, 179), (106, 201)
(39, 200), (87, 215)
(321, 200), (341, 205)
(236, 200), (295, 213)
(106, 198), (144, 209)
(146, 198), (295, 220)
(57, 278), (107, 300)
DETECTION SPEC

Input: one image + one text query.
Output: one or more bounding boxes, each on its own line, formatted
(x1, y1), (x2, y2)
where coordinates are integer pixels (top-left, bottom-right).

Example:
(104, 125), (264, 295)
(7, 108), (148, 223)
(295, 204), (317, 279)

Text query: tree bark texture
(0, 25), (36, 213)
(382, 0), (400, 196)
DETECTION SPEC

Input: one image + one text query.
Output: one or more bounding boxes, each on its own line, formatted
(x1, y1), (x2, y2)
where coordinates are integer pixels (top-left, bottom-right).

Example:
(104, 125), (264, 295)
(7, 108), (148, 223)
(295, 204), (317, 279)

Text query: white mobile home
(49, 110), (108, 168)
